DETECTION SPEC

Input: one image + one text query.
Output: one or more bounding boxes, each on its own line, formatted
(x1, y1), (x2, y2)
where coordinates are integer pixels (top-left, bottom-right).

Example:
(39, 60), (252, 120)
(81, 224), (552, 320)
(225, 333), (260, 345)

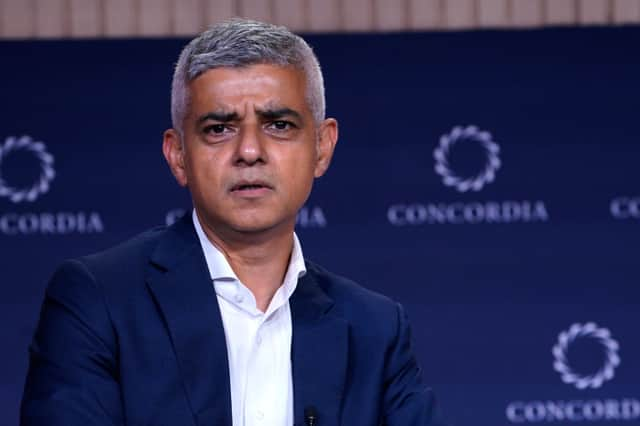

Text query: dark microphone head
(304, 405), (318, 426)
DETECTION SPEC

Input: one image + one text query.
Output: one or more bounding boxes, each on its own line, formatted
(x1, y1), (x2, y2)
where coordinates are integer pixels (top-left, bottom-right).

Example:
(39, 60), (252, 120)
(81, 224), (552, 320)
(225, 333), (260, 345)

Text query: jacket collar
(145, 214), (349, 425)
(291, 269), (349, 425)
(146, 214), (231, 426)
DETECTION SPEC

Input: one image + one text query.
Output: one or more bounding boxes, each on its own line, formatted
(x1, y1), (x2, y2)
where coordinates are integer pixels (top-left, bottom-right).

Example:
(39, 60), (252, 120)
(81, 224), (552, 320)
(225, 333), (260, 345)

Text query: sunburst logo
(0, 135), (55, 203)
(553, 322), (620, 390)
(434, 125), (501, 192)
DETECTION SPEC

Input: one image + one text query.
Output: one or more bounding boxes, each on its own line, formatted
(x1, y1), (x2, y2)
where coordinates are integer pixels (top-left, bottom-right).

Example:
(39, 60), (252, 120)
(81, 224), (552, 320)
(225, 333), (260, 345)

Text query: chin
(229, 215), (294, 236)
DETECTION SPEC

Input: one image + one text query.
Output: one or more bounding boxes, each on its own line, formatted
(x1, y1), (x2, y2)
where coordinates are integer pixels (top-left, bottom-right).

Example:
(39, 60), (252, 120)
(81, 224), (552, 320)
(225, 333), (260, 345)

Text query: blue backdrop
(1, 26), (639, 425)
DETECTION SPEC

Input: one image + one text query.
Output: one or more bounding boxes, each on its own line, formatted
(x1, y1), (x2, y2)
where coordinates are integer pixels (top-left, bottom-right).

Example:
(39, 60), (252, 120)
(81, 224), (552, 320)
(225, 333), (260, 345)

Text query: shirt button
(234, 293), (243, 303)
(256, 410), (264, 420)
(256, 335), (263, 345)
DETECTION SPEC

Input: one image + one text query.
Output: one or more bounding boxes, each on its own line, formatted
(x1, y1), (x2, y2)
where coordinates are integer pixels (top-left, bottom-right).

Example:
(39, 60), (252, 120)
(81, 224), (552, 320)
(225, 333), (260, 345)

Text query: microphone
(304, 406), (318, 426)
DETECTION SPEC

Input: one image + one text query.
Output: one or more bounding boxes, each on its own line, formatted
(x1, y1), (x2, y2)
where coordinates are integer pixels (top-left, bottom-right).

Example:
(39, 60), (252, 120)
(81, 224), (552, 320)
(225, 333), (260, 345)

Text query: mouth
(229, 180), (274, 196)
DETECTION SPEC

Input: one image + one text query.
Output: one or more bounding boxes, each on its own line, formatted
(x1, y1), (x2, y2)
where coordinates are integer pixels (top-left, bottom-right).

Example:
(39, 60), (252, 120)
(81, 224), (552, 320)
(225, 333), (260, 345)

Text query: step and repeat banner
(1, 27), (639, 425)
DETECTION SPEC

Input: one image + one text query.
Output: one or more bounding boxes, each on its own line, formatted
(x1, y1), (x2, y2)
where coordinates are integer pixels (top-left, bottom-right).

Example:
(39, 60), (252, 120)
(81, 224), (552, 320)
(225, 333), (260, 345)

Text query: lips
(229, 180), (273, 192)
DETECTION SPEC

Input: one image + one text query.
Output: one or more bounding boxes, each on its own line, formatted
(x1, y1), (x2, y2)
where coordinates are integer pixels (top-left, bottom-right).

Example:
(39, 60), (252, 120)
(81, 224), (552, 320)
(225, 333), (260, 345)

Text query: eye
(201, 123), (235, 143)
(204, 124), (227, 134)
(268, 121), (296, 131)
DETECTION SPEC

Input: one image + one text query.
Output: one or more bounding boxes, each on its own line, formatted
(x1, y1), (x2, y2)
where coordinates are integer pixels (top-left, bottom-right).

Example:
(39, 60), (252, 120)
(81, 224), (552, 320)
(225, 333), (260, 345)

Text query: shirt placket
(244, 312), (268, 426)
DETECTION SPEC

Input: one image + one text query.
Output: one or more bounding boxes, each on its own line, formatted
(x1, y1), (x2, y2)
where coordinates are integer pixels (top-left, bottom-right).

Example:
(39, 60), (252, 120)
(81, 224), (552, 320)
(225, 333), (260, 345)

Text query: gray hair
(171, 18), (325, 135)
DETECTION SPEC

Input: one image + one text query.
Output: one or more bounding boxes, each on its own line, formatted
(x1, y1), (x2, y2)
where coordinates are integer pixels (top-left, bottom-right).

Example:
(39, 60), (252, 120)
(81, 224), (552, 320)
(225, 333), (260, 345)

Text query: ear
(162, 129), (188, 187)
(314, 118), (338, 178)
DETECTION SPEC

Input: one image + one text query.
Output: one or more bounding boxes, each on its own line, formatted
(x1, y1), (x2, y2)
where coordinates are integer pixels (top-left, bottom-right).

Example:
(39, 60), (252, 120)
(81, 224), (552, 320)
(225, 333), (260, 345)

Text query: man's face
(163, 64), (337, 239)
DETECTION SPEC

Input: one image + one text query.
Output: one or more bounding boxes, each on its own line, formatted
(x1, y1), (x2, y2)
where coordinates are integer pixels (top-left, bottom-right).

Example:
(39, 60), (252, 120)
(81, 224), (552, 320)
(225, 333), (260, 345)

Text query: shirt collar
(192, 209), (306, 314)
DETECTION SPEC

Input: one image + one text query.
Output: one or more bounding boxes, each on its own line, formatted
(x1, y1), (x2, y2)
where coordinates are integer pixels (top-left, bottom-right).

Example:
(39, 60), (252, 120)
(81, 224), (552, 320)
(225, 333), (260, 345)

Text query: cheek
(283, 151), (316, 195)
(185, 149), (225, 192)
(283, 147), (313, 174)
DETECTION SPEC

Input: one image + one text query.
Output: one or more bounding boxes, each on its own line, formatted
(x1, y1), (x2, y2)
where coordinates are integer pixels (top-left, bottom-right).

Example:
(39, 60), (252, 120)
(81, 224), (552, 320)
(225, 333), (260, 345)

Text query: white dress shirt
(193, 210), (306, 426)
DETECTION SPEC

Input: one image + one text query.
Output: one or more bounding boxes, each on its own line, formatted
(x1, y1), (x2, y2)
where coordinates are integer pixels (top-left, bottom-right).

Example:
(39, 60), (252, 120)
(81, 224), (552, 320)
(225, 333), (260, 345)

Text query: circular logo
(433, 125), (501, 192)
(0, 136), (55, 203)
(552, 322), (620, 390)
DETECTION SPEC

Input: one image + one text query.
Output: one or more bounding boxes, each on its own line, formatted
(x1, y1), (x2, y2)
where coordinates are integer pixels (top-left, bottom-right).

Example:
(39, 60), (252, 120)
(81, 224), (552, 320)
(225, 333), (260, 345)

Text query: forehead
(187, 64), (308, 111)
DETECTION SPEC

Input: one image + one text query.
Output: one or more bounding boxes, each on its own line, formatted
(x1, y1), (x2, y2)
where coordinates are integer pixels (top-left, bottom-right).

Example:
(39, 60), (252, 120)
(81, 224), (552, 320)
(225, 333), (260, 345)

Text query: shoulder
(305, 260), (394, 306)
(80, 226), (166, 273)
(49, 225), (168, 296)
(304, 260), (402, 329)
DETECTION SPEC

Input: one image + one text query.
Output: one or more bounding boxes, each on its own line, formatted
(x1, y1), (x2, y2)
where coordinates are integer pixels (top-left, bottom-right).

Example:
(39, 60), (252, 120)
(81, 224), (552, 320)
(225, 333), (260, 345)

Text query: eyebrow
(195, 107), (304, 125)
(255, 107), (303, 123)
(196, 111), (240, 124)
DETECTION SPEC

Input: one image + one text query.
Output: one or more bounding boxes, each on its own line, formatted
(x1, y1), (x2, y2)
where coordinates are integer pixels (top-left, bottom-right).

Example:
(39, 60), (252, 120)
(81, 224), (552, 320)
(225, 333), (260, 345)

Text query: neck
(196, 212), (295, 312)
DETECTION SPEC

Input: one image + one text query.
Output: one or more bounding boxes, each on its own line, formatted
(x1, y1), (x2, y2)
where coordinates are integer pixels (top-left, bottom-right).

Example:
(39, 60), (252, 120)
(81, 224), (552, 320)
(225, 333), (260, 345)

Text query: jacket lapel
(145, 215), (232, 426)
(291, 268), (349, 426)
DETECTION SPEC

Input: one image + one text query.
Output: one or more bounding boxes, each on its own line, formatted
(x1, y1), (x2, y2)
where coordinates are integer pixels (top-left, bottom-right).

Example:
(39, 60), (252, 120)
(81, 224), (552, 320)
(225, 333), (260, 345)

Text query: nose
(234, 124), (266, 166)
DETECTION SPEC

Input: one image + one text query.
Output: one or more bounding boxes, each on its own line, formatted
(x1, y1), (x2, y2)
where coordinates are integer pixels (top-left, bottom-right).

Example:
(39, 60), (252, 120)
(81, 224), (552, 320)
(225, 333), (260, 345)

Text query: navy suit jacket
(21, 215), (444, 425)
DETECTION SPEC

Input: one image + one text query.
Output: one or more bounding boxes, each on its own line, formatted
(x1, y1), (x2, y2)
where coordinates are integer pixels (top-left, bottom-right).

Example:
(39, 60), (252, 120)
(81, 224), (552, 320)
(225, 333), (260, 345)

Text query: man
(21, 19), (444, 426)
